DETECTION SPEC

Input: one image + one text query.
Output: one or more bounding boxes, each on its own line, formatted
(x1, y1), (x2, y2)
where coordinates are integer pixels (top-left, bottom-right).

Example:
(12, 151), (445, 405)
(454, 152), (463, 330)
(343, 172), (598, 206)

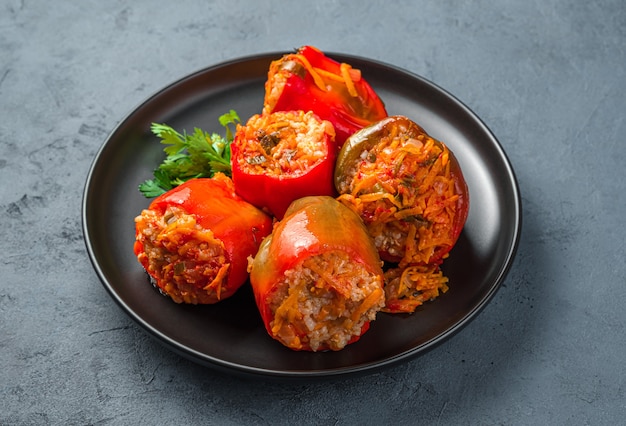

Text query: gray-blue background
(2, 1), (624, 424)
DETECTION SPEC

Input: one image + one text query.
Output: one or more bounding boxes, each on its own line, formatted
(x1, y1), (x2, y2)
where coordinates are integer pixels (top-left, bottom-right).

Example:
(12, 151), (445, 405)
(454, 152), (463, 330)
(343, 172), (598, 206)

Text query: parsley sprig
(138, 110), (240, 198)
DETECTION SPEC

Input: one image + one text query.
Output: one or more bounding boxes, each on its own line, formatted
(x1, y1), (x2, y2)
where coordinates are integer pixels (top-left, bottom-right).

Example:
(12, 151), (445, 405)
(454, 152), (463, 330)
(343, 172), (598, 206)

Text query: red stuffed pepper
(134, 174), (273, 304)
(263, 45), (388, 150)
(230, 110), (337, 219)
(248, 196), (385, 352)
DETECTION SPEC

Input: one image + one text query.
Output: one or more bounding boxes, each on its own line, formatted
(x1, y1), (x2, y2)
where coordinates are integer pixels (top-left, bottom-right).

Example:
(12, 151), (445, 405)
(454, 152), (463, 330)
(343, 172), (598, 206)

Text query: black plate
(82, 52), (521, 379)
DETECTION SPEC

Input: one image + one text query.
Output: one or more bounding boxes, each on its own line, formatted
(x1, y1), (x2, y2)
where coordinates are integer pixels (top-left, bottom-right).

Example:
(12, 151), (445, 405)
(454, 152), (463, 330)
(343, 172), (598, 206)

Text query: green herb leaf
(218, 109), (241, 142)
(138, 110), (240, 198)
(138, 179), (167, 198)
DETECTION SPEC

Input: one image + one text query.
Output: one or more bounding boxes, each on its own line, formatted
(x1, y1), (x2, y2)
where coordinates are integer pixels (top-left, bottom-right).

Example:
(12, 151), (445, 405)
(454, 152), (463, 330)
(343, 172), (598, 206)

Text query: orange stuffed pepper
(134, 174), (272, 304)
(249, 196), (385, 351)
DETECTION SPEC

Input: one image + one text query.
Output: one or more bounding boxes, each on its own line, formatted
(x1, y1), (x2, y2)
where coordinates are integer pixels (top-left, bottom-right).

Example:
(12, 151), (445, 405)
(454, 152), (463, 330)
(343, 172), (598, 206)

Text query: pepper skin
(230, 110), (337, 219)
(134, 174), (273, 303)
(263, 45), (388, 150)
(249, 196), (385, 351)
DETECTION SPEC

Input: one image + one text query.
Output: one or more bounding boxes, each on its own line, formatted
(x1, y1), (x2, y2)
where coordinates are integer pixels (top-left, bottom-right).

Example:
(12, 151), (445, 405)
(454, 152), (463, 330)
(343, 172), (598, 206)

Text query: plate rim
(82, 50), (522, 379)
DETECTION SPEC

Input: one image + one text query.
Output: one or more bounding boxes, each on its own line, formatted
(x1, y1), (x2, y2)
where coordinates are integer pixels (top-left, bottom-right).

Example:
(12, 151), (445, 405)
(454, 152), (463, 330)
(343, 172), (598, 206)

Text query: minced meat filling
(236, 110), (332, 177)
(268, 251), (384, 352)
(135, 206), (230, 304)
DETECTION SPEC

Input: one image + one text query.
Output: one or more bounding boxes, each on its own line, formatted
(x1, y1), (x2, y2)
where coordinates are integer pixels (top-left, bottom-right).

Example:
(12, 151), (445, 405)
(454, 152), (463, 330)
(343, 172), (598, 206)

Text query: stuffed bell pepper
(263, 45), (388, 149)
(134, 174), (273, 304)
(230, 110), (337, 219)
(248, 196), (386, 352)
(335, 115), (469, 267)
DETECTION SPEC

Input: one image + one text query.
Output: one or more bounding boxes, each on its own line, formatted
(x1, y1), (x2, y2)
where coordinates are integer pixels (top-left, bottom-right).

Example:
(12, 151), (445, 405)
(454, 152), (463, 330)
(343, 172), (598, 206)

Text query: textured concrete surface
(1, 0), (625, 424)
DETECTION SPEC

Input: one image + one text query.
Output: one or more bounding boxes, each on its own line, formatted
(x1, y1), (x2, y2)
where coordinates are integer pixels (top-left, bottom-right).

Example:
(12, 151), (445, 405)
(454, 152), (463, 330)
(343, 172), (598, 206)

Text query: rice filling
(267, 251), (385, 352)
(135, 206), (230, 304)
(236, 110), (333, 177)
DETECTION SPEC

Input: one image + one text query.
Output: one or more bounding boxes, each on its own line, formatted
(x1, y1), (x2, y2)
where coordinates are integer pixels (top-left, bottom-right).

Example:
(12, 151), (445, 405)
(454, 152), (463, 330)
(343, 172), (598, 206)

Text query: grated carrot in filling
(268, 251), (384, 352)
(287, 52), (361, 98)
(383, 264), (449, 314)
(336, 130), (461, 267)
(203, 263), (230, 301)
(339, 62), (358, 97)
(291, 53), (328, 92)
(265, 50), (362, 100)
(134, 206), (230, 304)
(234, 110), (333, 177)
(314, 66), (361, 86)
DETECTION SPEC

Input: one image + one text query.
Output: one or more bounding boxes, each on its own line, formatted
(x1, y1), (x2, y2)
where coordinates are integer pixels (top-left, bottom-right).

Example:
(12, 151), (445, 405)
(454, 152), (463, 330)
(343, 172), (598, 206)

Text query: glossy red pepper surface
(249, 196), (384, 350)
(134, 175), (273, 299)
(263, 45), (388, 150)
